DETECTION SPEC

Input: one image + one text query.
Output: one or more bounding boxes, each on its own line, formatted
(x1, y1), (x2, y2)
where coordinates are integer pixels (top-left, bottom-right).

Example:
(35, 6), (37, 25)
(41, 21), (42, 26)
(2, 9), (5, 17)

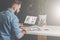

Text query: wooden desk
(25, 25), (47, 40)
(38, 35), (47, 40)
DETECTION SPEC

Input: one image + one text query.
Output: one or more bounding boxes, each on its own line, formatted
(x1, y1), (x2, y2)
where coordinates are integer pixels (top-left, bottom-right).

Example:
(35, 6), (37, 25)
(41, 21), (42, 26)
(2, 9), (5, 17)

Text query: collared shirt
(0, 8), (22, 40)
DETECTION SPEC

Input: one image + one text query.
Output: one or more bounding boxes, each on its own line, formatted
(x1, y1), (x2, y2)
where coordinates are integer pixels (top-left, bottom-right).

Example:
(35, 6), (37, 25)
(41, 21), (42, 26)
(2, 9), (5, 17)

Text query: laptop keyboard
(28, 25), (41, 31)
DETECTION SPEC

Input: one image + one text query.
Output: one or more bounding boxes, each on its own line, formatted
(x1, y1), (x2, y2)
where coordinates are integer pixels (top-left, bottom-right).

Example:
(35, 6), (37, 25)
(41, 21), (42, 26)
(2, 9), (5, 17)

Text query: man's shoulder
(0, 11), (12, 20)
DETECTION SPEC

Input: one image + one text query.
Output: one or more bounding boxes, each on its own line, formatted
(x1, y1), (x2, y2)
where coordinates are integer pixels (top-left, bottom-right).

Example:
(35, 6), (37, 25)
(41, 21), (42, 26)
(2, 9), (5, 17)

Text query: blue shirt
(0, 8), (22, 40)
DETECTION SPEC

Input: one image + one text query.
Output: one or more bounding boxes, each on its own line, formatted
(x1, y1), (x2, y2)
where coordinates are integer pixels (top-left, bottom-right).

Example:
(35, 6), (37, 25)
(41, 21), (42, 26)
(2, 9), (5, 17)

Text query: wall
(47, 0), (60, 26)
(20, 0), (60, 26)
(21, 0), (39, 16)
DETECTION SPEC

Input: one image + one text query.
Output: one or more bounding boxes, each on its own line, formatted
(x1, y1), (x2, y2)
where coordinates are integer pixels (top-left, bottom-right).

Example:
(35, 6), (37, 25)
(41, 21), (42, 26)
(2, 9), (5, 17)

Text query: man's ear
(12, 6), (16, 11)
(12, 4), (17, 11)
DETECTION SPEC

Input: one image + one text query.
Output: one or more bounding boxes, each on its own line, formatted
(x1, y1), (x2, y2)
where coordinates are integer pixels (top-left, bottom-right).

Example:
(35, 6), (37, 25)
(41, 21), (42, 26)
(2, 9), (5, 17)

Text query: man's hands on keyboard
(28, 26), (50, 31)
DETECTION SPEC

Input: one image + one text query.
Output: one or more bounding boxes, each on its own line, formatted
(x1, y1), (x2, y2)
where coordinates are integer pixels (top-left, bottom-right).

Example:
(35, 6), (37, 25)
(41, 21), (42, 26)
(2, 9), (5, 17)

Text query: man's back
(0, 9), (19, 40)
(0, 11), (11, 40)
(0, 8), (22, 40)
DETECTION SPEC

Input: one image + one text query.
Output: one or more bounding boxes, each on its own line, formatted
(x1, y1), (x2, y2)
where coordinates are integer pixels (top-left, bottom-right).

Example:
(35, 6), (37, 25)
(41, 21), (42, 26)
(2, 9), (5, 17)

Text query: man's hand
(19, 23), (29, 40)
(19, 23), (29, 32)
(19, 23), (24, 27)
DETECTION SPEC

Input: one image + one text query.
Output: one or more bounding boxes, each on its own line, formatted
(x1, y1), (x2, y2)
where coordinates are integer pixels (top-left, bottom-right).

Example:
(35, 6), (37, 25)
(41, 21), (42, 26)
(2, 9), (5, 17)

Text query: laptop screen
(24, 16), (37, 25)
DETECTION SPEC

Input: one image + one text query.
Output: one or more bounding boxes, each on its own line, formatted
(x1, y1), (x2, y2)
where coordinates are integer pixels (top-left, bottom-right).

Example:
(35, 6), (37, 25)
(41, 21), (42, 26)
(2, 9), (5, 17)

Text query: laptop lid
(24, 16), (37, 25)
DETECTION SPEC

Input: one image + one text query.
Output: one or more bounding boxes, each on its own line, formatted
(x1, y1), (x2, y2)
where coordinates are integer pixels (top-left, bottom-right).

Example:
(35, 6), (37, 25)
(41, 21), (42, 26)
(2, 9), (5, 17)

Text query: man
(0, 0), (28, 40)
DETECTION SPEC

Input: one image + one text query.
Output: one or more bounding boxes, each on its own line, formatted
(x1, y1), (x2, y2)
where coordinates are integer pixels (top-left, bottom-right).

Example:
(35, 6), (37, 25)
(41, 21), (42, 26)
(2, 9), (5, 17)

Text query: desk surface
(25, 25), (60, 37)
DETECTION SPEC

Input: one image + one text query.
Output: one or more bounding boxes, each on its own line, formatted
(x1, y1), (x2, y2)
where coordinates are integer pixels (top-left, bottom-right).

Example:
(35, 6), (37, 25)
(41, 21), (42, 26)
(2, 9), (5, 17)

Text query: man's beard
(14, 11), (19, 15)
(15, 9), (20, 15)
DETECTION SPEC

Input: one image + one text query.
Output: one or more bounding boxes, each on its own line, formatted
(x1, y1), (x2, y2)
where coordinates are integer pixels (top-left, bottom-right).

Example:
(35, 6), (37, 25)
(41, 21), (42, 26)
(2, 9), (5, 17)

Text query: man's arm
(19, 23), (29, 32)
(10, 17), (26, 39)
(18, 29), (26, 39)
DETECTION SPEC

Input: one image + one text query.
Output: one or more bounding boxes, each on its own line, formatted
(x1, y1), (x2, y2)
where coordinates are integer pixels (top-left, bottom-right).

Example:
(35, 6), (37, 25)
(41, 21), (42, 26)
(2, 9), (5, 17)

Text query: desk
(25, 25), (60, 40)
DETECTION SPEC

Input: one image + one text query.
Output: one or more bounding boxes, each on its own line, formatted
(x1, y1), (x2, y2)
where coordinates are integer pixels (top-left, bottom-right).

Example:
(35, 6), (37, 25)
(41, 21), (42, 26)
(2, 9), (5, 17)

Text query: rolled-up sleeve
(10, 15), (22, 39)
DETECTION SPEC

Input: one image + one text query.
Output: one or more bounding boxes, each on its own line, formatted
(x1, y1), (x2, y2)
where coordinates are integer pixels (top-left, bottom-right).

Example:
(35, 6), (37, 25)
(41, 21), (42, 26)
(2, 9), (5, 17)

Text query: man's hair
(9, 0), (22, 7)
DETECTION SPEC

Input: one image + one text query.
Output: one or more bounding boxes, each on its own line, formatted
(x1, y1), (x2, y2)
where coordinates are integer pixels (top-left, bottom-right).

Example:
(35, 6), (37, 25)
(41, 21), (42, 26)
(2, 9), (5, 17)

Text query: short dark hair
(9, 0), (22, 7)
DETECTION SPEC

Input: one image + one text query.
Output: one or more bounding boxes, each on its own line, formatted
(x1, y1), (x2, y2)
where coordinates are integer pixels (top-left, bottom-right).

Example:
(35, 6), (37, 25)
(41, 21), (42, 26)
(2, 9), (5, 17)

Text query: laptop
(24, 15), (37, 26)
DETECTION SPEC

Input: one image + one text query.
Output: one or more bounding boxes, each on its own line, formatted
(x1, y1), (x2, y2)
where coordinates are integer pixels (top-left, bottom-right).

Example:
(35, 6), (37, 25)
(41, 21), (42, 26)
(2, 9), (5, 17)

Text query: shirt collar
(7, 8), (14, 14)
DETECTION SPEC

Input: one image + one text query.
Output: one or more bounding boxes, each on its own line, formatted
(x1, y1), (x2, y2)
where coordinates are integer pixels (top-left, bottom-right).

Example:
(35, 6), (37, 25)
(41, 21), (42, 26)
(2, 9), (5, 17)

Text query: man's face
(15, 4), (21, 13)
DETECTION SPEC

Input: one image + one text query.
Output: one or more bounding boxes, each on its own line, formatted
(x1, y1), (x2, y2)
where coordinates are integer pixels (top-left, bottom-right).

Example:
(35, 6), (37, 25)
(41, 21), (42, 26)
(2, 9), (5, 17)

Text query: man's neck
(10, 8), (15, 13)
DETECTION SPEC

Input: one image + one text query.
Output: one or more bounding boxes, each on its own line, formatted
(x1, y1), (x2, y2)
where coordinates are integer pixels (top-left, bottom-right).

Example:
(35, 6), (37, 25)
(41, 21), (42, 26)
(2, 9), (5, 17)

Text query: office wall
(20, 0), (39, 16)
(19, 0), (60, 25)
(47, 0), (60, 26)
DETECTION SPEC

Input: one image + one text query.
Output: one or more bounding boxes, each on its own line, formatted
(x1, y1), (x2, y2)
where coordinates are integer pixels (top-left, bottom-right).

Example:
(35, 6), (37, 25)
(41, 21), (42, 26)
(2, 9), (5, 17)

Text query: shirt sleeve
(10, 15), (22, 39)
